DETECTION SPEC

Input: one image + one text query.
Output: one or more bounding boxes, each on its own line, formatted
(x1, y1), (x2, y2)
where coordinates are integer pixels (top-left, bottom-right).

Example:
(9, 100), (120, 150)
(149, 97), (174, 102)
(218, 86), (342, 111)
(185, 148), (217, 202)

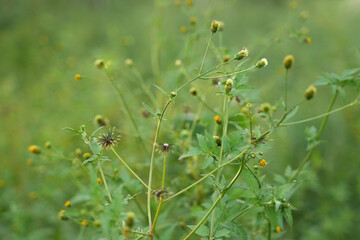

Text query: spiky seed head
(283, 55), (294, 69)
(190, 87), (197, 96)
(96, 128), (120, 150)
(94, 59), (105, 69)
(210, 20), (220, 33)
(256, 58), (268, 68)
(304, 85), (317, 100)
(235, 47), (249, 60)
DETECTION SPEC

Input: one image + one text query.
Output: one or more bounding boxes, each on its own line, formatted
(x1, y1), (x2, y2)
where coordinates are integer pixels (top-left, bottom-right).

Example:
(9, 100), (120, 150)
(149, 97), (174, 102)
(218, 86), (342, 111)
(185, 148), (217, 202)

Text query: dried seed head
(235, 47), (249, 60)
(97, 127), (120, 150)
(256, 58), (268, 68)
(75, 74), (81, 80)
(304, 85), (317, 100)
(261, 103), (271, 113)
(125, 58), (133, 67)
(214, 115), (222, 125)
(210, 20), (220, 33)
(190, 87), (197, 96)
(283, 55), (295, 69)
(212, 78), (220, 86)
(157, 143), (174, 153)
(28, 145), (41, 154)
(94, 59), (105, 69)
(225, 79), (233, 94)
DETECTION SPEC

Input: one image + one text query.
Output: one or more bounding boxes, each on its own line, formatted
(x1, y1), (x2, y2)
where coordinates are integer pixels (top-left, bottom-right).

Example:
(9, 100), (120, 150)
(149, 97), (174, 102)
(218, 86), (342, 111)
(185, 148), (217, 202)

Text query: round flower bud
(223, 55), (231, 62)
(213, 136), (221, 146)
(235, 48), (249, 60)
(190, 87), (197, 96)
(241, 107), (249, 115)
(64, 201), (71, 207)
(97, 178), (102, 184)
(170, 91), (177, 98)
(210, 20), (220, 33)
(83, 152), (91, 160)
(75, 74), (81, 80)
(94, 220), (102, 227)
(276, 226), (281, 233)
(305, 37), (312, 45)
(190, 17), (196, 25)
(180, 26), (187, 33)
(283, 55), (294, 69)
(45, 141), (51, 149)
(300, 11), (309, 20)
(175, 59), (182, 67)
(225, 79), (233, 94)
(214, 115), (222, 125)
(75, 148), (82, 156)
(125, 212), (135, 227)
(81, 220), (88, 227)
(28, 145), (41, 154)
(261, 103), (271, 113)
(94, 115), (108, 127)
(304, 85), (317, 100)
(94, 59), (105, 69)
(256, 58), (268, 68)
(259, 159), (267, 167)
(125, 58), (133, 67)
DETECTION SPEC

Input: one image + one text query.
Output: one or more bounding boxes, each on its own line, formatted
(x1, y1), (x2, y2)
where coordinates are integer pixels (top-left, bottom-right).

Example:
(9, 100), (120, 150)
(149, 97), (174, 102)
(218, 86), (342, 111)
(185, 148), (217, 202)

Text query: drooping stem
(289, 91), (338, 182)
(183, 157), (245, 240)
(111, 147), (150, 190)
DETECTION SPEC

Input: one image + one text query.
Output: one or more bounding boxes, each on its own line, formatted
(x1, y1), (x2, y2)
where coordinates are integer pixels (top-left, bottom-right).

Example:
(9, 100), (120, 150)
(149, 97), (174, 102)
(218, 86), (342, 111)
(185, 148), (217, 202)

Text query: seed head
(64, 201), (71, 207)
(157, 143), (174, 153)
(212, 78), (220, 86)
(304, 85), (317, 100)
(97, 128), (120, 150)
(125, 58), (133, 67)
(94, 59), (105, 69)
(235, 47), (249, 60)
(190, 87), (197, 96)
(256, 58), (268, 68)
(122, 226), (132, 238)
(283, 55), (294, 69)
(225, 79), (233, 94)
(210, 20), (220, 33)
(261, 103), (271, 113)
(259, 159), (267, 167)
(75, 74), (81, 80)
(28, 145), (41, 154)
(214, 115), (222, 125)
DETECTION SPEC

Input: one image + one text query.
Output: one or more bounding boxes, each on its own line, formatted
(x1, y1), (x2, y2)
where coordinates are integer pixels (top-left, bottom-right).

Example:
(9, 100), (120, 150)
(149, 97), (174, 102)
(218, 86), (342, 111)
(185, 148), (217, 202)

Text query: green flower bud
(304, 85), (317, 100)
(210, 20), (220, 33)
(170, 91), (177, 98)
(94, 59), (105, 69)
(225, 79), (233, 94)
(125, 212), (135, 227)
(256, 58), (268, 68)
(213, 136), (221, 146)
(234, 47), (249, 60)
(261, 102), (271, 113)
(190, 87), (197, 96)
(283, 55), (294, 69)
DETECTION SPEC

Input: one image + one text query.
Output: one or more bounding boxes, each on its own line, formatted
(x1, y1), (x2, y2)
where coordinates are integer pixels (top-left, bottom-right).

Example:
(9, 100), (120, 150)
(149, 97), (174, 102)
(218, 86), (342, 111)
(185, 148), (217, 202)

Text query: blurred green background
(0, 0), (359, 239)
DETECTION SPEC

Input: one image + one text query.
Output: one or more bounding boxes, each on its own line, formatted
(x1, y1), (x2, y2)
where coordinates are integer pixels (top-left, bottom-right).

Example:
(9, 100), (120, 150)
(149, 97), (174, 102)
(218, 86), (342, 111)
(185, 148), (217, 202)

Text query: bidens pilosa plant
(30, 10), (360, 240)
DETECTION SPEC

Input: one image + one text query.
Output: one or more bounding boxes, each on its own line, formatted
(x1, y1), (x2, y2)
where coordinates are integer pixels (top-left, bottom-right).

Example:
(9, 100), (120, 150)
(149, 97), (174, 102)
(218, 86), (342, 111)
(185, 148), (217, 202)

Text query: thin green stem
(147, 99), (173, 228)
(163, 147), (250, 203)
(199, 33), (214, 74)
(111, 148), (150, 190)
(161, 152), (167, 189)
(229, 203), (256, 222)
(289, 91), (339, 182)
(285, 69), (288, 111)
(183, 157), (245, 240)
(198, 66), (256, 79)
(131, 230), (152, 237)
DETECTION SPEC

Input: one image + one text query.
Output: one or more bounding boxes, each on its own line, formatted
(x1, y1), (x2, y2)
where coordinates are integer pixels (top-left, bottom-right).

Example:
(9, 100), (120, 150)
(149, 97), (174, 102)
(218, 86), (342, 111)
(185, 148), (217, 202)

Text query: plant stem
(103, 69), (148, 153)
(229, 203), (256, 222)
(183, 157), (245, 240)
(199, 33), (214, 74)
(147, 99), (173, 228)
(131, 230), (152, 237)
(288, 91), (338, 182)
(198, 66), (256, 79)
(164, 147), (250, 203)
(111, 147), (150, 190)
(161, 152), (167, 189)
(285, 69), (288, 111)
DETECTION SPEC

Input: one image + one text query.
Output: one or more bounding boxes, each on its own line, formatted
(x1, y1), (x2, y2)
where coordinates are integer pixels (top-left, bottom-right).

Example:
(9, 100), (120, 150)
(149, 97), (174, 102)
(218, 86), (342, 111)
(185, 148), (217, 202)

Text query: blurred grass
(0, 0), (359, 239)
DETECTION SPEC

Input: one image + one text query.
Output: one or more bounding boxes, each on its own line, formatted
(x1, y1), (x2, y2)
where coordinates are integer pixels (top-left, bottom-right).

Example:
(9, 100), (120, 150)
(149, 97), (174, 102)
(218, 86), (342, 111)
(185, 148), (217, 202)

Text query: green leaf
(153, 84), (168, 96)
(284, 106), (298, 122)
(82, 155), (96, 165)
(244, 168), (260, 194)
(214, 228), (231, 238)
(142, 102), (155, 116)
(201, 155), (214, 169)
(179, 147), (204, 159)
(62, 127), (80, 134)
(187, 224), (209, 237)
(265, 205), (278, 227)
(283, 207), (293, 228)
(90, 126), (104, 140)
(91, 139), (101, 154)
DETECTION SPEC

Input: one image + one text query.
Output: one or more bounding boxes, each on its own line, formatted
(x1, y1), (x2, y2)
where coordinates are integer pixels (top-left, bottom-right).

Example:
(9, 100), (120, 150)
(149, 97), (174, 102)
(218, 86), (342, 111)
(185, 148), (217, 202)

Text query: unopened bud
(235, 47), (249, 60)
(94, 59), (105, 69)
(213, 136), (221, 146)
(125, 58), (133, 67)
(125, 212), (135, 227)
(225, 79), (233, 94)
(190, 87), (197, 96)
(304, 85), (316, 100)
(256, 58), (268, 68)
(210, 20), (220, 33)
(283, 55), (294, 69)
(261, 103), (271, 113)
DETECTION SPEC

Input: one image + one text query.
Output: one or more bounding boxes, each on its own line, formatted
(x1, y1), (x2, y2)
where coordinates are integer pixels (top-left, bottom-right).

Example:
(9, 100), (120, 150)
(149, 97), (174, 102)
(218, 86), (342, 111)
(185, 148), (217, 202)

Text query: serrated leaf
(244, 168), (260, 194)
(187, 224), (209, 237)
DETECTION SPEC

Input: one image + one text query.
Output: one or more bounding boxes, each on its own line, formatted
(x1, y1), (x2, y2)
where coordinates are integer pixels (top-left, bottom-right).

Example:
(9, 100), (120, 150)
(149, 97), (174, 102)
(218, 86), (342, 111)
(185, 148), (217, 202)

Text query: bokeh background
(1, 0), (359, 239)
